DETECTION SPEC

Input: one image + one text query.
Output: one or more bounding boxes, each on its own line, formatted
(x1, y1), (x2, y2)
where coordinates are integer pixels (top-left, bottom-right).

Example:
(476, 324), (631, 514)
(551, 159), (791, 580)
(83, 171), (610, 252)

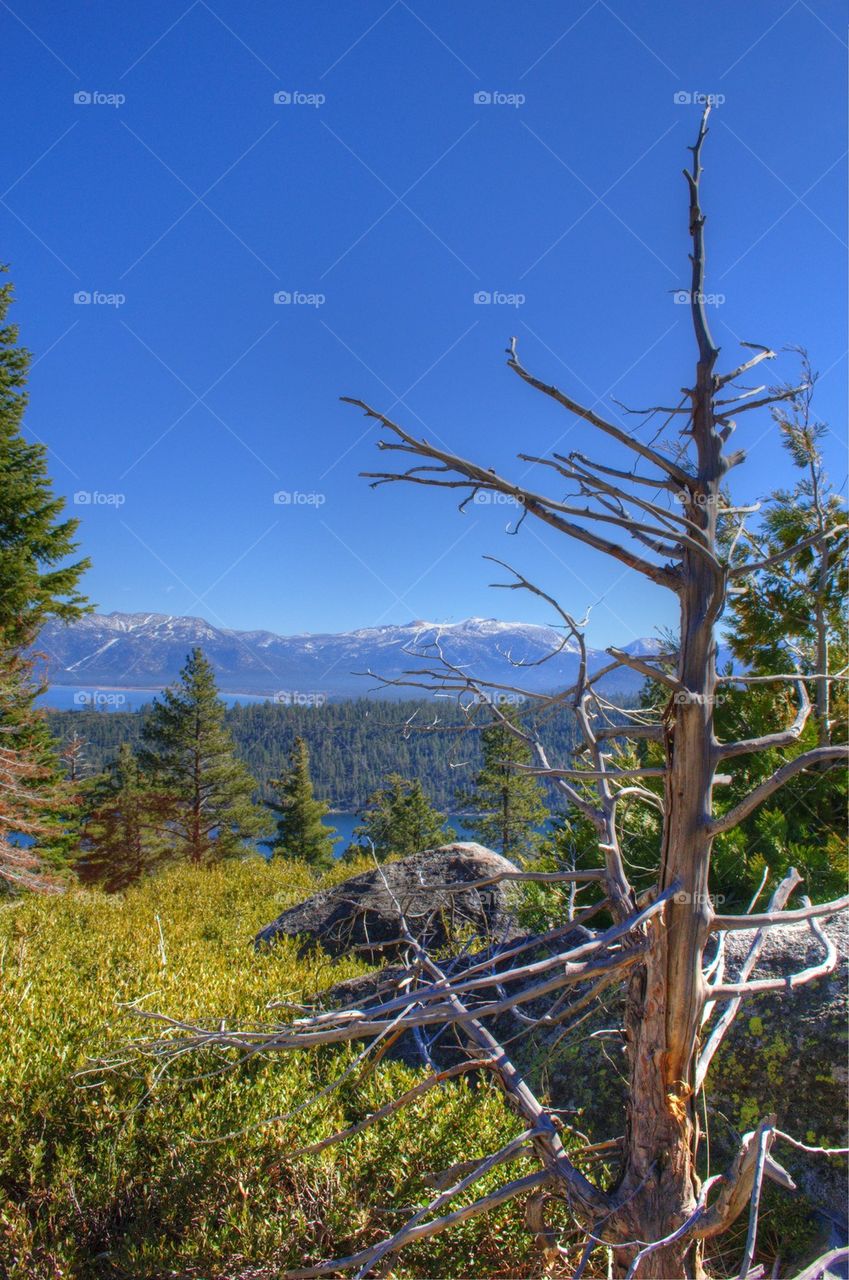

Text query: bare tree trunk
(606, 124), (724, 1272)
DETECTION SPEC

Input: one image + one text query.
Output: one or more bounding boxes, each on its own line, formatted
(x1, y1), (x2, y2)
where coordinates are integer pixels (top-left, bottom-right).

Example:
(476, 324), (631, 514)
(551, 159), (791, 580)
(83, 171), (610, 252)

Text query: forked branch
(708, 747), (849, 834)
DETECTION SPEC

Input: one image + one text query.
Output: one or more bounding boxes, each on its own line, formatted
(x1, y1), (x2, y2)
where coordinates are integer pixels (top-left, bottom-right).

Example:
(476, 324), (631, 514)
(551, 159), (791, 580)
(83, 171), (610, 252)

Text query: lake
(37, 686), (277, 712)
(327, 812), (478, 850)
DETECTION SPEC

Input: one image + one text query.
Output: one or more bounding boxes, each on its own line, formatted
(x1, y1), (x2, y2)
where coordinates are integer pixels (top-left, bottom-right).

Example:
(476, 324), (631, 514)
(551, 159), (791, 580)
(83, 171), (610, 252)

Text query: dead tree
(135, 109), (848, 1278)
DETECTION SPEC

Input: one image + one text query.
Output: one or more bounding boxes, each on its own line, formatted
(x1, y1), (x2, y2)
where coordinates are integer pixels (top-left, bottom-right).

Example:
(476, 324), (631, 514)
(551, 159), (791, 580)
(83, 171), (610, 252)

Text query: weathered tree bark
(602, 114), (724, 1278)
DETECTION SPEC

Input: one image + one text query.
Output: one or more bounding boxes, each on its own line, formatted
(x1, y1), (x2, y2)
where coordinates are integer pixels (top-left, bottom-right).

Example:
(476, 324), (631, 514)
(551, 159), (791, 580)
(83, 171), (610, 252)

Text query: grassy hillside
(0, 858), (552, 1280)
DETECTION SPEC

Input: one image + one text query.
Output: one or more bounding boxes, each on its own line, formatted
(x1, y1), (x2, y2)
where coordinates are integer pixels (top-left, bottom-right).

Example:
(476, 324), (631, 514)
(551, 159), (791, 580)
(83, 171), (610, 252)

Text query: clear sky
(3, 1), (846, 648)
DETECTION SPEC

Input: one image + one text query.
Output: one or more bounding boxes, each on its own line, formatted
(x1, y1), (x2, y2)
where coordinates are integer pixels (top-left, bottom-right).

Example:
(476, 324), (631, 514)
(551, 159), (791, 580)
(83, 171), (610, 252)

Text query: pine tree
(457, 708), (549, 859)
(266, 736), (338, 867)
(0, 270), (90, 652)
(709, 369), (849, 904)
(140, 648), (270, 864)
(77, 744), (170, 891)
(352, 773), (455, 862)
(0, 270), (91, 890)
(726, 357), (847, 745)
(0, 656), (62, 891)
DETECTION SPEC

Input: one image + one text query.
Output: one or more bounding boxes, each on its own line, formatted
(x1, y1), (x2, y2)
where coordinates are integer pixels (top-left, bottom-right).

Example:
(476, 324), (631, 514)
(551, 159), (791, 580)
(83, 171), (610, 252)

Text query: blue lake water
(327, 812), (478, 850)
(37, 686), (276, 712)
(36, 686), (533, 858)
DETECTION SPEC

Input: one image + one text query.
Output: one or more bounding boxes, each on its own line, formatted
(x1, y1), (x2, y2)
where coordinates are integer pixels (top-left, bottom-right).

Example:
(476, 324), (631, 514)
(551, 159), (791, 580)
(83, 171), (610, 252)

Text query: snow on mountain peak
(35, 611), (678, 702)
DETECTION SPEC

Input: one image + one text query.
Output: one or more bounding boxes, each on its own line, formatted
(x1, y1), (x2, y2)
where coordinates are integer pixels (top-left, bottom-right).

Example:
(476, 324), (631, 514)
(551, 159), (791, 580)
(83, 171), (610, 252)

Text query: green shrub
(0, 858), (546, 1279)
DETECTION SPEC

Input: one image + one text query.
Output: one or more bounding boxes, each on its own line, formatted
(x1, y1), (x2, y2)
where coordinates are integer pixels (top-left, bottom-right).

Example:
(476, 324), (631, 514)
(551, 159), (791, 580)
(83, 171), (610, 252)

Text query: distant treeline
(47, 698), (584, 812)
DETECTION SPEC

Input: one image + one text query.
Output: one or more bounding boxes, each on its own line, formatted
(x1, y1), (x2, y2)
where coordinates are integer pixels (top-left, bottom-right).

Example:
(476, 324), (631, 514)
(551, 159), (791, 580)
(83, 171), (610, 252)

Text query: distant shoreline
(41, 684), (285, 701)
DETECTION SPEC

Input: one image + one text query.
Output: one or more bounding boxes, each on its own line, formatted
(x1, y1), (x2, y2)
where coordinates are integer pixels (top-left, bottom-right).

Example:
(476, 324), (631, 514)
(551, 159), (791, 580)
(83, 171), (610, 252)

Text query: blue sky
(3, 0), (846, 649)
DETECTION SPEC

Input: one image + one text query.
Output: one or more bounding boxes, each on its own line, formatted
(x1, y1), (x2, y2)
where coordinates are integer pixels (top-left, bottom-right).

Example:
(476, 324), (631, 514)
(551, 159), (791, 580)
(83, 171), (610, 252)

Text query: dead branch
(714, 679), (811, 759)
(624, 1174), (723, 1279)
(716, 342), (776, 388)
(566, 451), (679, 493)
(710, 892), (849, 933)
(351, 1126), (544, 1278)
(708, 910), (840, 1002)
(289, 1060), (493, 1159)
(281, 1169), (553, 1278)
(696, 869), (802, 1090)
(786, 1249), (849, 1280)
(774, 1131), (849, 1157)
(347, 400), (682, 589)
(519, 450), (715, 556)
(714, 383), (808, 420)
(728, 524), (847, 579)
(698, 1117), (777, 1240)
(324, 889), (673, 1025)
(373, 879), (612, 1219)
(605, 647), (682, 691)
(708, 747), (849, 835)
(736, 1123), (771, 1278)
(504, 340), (692, 487)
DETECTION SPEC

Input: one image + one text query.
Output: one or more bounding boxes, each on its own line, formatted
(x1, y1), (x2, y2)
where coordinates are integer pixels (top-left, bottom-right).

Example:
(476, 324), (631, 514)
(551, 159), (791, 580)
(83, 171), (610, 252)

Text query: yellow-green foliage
(0, 859), (538, 1279)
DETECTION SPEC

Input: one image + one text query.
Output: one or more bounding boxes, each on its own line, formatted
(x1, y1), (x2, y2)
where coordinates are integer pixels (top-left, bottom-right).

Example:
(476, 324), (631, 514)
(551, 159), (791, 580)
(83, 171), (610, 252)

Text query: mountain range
(33, 611), (688, 702)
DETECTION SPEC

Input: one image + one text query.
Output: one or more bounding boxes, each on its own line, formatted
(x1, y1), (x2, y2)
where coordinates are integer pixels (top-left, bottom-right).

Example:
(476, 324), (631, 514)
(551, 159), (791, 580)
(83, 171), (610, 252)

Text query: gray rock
(254, 843), (524, 959)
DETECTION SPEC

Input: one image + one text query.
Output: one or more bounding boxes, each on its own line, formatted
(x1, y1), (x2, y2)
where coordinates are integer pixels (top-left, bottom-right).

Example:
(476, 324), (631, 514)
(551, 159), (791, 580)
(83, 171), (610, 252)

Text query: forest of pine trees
(44, 696), (584, 812)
